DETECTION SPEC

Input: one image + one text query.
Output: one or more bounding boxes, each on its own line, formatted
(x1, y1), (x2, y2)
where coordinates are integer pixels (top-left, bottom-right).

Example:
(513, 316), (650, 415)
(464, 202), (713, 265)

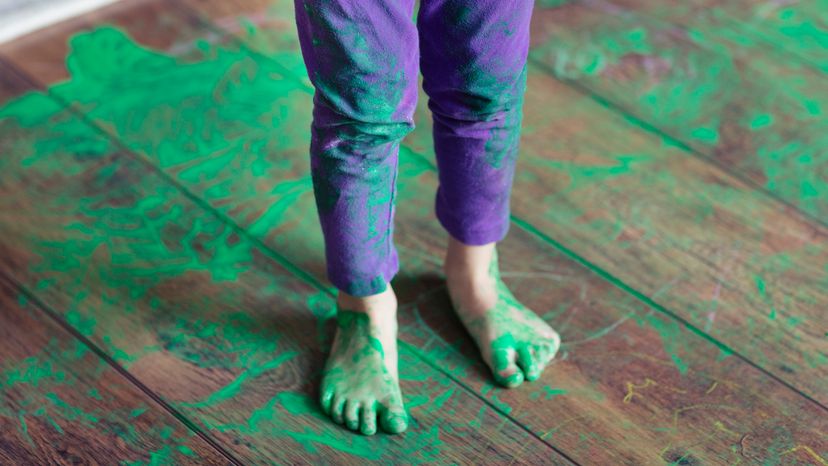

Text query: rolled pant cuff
(336, 276), (387, 298)
(328, 252), (399, 298)
(435, 200), (510, 246)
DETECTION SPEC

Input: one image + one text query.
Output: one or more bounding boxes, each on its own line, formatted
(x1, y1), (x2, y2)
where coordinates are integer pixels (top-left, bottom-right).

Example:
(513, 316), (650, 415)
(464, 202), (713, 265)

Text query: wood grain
(529, 0), (828, 222)
(0, 277), (230, 465)
(395, 206), (828, 465)
(606, 0), (828, 71)
(1, 0), (826, 463)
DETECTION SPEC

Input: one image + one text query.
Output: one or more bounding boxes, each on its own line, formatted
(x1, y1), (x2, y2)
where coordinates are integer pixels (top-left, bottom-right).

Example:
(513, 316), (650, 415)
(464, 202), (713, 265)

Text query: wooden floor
(0, 0), (826, 464)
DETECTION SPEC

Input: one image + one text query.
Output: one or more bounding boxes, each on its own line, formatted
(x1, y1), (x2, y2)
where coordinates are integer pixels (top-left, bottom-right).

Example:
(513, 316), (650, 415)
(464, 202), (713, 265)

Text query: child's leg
(418, 0), (561, 387)
(295, 0), (418, 298)
(293, 0), (417, 435)
(419, 0), (531, 246)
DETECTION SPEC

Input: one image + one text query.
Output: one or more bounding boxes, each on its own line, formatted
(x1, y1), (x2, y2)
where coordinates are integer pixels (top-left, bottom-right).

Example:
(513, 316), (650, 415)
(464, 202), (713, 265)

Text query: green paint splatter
(750, 113), (774, 130)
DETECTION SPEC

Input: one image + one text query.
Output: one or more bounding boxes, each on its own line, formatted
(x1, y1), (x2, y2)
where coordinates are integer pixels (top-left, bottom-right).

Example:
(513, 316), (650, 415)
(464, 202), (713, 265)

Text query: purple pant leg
(293, 0), (533, 296)
(293, 0), (419, 297)
(418, 0), (534, 245)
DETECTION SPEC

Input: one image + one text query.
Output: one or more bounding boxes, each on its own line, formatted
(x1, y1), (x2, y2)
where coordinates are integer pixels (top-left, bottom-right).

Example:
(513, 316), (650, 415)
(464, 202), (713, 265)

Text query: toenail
(501, 371), (524, 387)
(385, 414), (408, 433)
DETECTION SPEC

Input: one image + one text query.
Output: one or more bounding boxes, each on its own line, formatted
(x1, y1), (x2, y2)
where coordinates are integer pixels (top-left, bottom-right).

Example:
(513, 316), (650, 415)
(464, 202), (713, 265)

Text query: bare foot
(444, 238), (561, 388)
(319, 285), (408, 435)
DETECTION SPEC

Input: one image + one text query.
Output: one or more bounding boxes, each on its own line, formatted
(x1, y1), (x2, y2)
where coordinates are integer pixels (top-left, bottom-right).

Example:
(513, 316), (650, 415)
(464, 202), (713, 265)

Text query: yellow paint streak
(624, 378), (657, 403)
(657, 414), (743, 463)
(705, 381), (718, 394)
(713, 420), (738, 436)
(622, 377), (687, 404)
(781, 445), (828, 465)
(671, 404), (740, 429)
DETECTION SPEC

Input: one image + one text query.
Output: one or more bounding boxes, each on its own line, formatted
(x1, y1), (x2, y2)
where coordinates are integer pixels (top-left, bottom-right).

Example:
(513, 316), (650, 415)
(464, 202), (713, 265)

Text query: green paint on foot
(448, 247), (561, 389)
(319, 308), (407, 436)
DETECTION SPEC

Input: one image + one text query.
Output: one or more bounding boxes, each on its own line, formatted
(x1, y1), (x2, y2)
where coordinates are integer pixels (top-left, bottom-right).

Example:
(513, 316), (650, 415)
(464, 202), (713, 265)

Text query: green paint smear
(529, 4), (828, 220)
(629, 312), (690, 375)
(0, 312), (201, 461)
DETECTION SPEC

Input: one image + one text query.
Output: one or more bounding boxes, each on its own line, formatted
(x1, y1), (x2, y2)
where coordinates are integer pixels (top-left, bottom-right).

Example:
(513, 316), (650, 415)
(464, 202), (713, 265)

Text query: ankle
(443, 236), (496, 278)
(337, 284), (397, 318)
(444, 265), (492, 288)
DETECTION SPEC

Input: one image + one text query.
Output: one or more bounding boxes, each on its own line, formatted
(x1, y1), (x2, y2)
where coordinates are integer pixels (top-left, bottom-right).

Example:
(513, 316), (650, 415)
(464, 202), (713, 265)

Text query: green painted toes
(319, 309), (408, 435)
(488, 331), (560, 388)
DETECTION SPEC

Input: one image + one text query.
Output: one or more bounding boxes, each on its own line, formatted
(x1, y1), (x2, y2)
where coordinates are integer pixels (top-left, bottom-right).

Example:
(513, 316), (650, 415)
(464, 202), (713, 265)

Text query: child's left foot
(445, 242), (560, 388)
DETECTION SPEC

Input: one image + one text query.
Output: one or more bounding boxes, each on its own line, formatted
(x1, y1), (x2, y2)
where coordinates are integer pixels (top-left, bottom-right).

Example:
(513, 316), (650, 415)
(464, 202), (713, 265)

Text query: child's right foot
(319, 286), (408, 435)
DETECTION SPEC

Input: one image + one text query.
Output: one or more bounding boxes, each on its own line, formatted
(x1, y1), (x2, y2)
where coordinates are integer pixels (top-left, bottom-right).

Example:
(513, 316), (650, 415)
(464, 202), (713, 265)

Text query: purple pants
(294, 0), (534, 297)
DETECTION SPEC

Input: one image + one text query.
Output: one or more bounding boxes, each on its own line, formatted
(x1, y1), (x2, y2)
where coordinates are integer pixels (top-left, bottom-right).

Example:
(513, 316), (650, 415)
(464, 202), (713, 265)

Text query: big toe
(380, 406), (408, 434)
(535, 337), (560, 369)
(492, 348), (524, 388)
(320, 387), (335, 415)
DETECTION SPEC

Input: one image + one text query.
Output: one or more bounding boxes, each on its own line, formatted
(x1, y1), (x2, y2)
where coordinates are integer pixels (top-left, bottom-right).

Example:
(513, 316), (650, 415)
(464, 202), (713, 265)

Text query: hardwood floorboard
(529, 0), (828, 223)
(0, 42), (568, 466)
(513, 67), (827, 404)
(0, 275), (231, 465)
(0, 0), (825, 463)
(605, 0), (828, 71)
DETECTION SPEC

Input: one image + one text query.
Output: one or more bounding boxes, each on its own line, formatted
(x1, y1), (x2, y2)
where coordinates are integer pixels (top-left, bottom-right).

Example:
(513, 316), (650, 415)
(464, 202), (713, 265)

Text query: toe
(548, 330), (561, 356)
(498, 369), (524, 388)
(535, 339), (560, 369)
(344, 400), (361, 431)
(320, 388), (334, 415)
(517, 346), (540, 382)
(380, 405), (408, 434)
(492, 347), (523, 388)
(360, 402), (378, 436)
(331, 395), (346, 425)
(534, 343), (550, 366)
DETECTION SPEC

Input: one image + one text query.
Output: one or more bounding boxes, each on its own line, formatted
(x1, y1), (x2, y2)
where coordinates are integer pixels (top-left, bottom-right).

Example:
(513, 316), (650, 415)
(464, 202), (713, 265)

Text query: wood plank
(528, 0), (828, 222)
(174, 0), (828, 405)
(396, 215), (828, 465)
(0, 33), (567, 466)
(0, 0), (125, 45)
(0, 0), (207, 84)
(0, 277), (229, 464)
(606, 0), (828, 71)
(5, 0), (826, 463)
(174, 0), (309, 83)
(2, 0), (333, 288)
(517, 66), (828, 401)
(525, 2), (828, 401)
